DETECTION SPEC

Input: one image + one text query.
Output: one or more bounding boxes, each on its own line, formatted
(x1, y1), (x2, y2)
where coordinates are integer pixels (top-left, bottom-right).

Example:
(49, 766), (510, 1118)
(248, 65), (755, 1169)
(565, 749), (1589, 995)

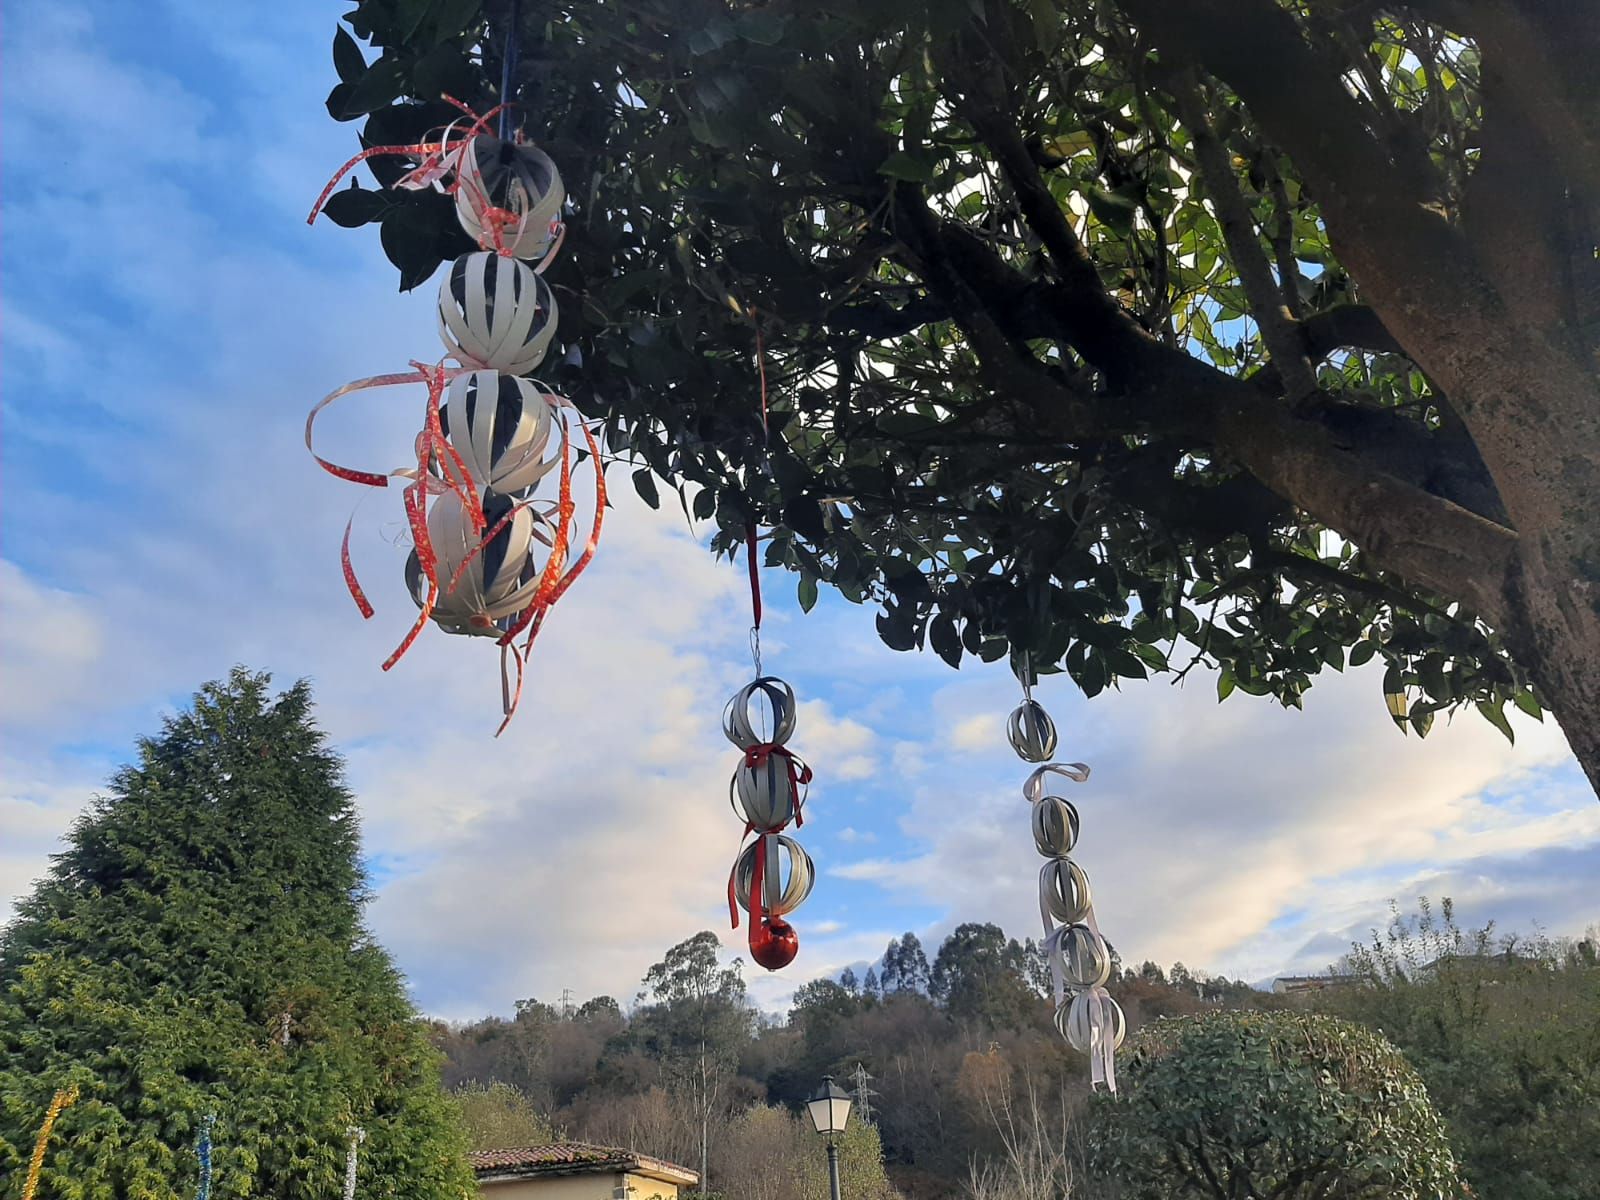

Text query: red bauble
(750, 918), (799, 970)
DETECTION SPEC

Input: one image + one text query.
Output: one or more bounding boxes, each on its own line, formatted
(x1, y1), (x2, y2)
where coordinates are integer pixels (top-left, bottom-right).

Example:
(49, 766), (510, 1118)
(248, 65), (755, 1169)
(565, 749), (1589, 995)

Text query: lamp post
(806, 1075), (853, 1200)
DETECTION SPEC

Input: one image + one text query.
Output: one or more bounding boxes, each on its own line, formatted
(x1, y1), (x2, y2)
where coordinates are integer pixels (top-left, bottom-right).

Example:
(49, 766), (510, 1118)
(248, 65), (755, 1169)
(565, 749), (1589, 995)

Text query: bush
(1086, 1010), (1462, 1199)
(1323, 899), (1600, 1200)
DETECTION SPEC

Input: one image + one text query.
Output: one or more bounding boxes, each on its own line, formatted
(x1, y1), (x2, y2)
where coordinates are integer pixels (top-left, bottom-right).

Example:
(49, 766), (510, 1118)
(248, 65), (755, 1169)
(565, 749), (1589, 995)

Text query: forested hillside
(433, 910), (1600, 1199)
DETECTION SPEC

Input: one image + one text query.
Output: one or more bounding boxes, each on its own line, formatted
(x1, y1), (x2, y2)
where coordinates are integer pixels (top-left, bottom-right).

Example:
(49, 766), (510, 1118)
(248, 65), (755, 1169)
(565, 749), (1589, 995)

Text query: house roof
(470, 1142), (700, 1188)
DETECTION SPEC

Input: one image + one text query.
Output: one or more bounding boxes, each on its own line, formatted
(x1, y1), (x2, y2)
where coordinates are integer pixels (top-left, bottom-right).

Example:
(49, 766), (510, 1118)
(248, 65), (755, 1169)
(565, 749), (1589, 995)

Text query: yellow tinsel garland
(21, 1086), (79, 1200)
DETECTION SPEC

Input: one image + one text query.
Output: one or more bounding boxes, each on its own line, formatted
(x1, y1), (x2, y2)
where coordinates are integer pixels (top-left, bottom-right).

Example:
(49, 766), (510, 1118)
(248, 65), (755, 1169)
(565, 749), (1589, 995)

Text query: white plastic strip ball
(1031, 796), (1081, 857)
(1056, 988), (1126, 1054)
(455, 135), (565, 261)
(1052, 922), (1113, 988)
(1039, 858), (1093, 926)
(405, 491), (546, 636)
(731, 834), (815, 917)
(731, 753), (802, 832)
(438, 371), (558, 497)
(723, 676), (798, 749)
(438, 252), (558, 376)
(1007, 699), (1059, 762)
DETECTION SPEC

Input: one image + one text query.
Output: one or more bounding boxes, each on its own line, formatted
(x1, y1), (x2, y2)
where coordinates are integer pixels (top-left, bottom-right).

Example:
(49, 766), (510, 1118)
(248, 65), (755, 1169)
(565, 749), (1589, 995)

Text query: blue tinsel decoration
(194, 1113), (216, 1200)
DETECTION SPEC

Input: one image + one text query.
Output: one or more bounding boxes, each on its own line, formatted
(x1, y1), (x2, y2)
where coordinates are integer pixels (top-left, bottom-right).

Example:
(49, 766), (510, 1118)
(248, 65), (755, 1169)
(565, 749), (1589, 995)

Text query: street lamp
(806, 1076), (853, 1200)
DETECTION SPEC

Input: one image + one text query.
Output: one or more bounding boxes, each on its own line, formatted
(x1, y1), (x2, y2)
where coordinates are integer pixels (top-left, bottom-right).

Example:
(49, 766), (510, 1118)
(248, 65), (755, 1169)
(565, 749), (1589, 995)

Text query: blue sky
(3, 1), (1596, 1022)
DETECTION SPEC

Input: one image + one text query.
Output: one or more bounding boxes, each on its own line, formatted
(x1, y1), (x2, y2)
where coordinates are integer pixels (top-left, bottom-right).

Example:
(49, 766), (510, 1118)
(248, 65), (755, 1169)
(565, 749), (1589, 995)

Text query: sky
(2, 1), (1596, 1023)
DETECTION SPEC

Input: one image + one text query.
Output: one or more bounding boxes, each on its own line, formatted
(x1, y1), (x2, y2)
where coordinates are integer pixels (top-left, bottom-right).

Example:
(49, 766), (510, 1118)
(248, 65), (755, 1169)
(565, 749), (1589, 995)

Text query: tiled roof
(469, 1142), (699, 1186)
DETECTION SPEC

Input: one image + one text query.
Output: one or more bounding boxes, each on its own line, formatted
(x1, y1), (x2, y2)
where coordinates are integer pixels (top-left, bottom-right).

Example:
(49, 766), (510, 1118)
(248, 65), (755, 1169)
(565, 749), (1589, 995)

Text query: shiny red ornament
(749, 918), (799, 971)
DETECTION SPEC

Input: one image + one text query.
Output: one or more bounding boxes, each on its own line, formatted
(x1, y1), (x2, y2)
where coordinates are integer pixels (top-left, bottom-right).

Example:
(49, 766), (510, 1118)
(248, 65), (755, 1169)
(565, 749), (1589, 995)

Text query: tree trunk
(1507, 555), (1600, 796)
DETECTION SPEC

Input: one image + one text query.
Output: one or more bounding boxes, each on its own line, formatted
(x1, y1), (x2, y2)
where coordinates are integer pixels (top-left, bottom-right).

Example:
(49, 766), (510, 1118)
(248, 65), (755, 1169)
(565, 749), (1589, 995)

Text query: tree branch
(1170, 70), (1319, 399)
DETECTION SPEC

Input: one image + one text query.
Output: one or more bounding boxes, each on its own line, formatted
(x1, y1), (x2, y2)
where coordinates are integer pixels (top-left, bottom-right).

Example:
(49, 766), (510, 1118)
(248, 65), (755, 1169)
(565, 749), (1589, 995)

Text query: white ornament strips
(1010, 689), (1123, 1091)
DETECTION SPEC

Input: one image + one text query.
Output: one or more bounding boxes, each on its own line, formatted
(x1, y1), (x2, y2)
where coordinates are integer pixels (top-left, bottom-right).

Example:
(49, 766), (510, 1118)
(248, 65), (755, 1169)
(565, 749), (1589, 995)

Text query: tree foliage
(1320, 900), (1600, 1200)
(0, 669), (473, 1200)
(1087, 1010), (1463, 1199)
(322, 0), (1600, 795)
(451, 1081), (559, 1150)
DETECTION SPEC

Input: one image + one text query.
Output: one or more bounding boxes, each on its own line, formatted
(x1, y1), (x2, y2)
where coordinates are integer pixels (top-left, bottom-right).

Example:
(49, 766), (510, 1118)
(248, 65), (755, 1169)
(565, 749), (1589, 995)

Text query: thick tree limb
(1297, 306), (1401, 358)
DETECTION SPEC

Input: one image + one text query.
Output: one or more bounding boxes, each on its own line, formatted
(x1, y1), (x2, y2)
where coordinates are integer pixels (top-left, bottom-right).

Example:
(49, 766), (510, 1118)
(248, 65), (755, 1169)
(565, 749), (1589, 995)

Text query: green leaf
(876, 604), (917, 652)
(337, 54), (408, 118)
(1476, 698), (1515, 743)
(1086, 186), (1138, 236)
(798, 574), (818, 613)
(631, 468), (660, 509)
(929, 612), (962, 668)
(332, 26), (367, 85)
(1512, 690), (1543, 721)
(395, 0), (432, 41)
(1349, 639), (1377, 667)
(735, 10), (787, 44)
(692, 486), (717, 521)
(320, 185), (389, 228)
(876, 151), (937, 184)
(428, 0), (482, 45)
(1217, 665), (1237, 701)
(1041, 130), (1094, 162)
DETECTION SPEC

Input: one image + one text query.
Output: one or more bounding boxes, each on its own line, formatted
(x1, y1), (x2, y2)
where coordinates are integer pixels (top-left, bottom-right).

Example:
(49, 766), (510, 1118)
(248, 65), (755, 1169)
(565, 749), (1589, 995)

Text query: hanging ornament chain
(344, 1125), (366, 1200)
(1007, 654), (1124, 1091)
(21, 1086), (78, 1200)
(306, 6), (603, 735)
(719, 313), (816, 972)
(193, 1112), (216, 1200)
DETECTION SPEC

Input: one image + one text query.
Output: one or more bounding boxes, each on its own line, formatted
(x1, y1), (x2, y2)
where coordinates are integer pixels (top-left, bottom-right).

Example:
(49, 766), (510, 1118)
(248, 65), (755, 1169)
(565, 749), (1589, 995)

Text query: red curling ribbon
(494, 408), (608, 736)
(746, 525), (762, 631)
(341, 515), (374, 619)
(307, 99), (510, 226)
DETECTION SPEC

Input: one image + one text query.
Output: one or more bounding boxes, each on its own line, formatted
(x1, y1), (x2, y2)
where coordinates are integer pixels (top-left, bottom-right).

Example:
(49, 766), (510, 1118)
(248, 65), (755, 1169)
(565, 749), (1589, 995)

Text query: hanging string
(498, 0), (523, 142)
(21, 1086), (79, 1200)
(194, 1113), (216, 1200)
(745, 313), (769, 678)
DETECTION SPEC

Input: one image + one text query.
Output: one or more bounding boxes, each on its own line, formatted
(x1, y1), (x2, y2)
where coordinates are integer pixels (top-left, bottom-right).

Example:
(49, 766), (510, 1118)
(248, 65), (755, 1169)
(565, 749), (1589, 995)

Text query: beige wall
(479, 1171), (682, 1200)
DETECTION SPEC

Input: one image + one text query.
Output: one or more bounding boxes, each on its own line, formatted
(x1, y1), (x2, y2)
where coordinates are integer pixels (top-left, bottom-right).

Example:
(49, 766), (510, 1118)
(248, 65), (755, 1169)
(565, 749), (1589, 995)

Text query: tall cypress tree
(0, 669), (473, 1199)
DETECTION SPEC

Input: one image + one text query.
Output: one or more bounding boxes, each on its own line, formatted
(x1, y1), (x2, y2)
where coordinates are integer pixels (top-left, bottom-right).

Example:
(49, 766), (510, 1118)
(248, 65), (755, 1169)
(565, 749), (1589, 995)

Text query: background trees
(322, 0), (1600, 795)
(431, 904), (1598, 1198)
(0, 670), (472, 1200)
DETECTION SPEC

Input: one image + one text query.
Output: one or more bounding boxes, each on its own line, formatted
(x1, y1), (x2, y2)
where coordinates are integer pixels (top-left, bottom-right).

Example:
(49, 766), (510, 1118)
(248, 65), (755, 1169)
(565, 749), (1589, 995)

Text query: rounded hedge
(1087, 1009), (1463, 1199)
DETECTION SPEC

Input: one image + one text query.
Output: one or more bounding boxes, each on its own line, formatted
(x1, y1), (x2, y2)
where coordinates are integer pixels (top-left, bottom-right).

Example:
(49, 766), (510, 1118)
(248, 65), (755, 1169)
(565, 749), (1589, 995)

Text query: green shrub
(1086, 1010), (1462, 1199)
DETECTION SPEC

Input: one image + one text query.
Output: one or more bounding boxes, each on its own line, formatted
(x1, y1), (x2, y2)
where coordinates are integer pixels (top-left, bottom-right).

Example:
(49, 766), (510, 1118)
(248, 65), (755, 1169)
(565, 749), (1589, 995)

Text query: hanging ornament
(453, 135), (566, 261)
(437, 371), (560, 497)
(344, 1126), (366, 1200)
(403, 491), (550, 637)
(437, 254), (558, 377)
(306, 84), (604, 734)
(1007, 693), (1058, 762)
(1008, 669), (1122, 1091)
(718, 323), (817, 972)
(20, 1086), (78, 1200)
(193, 1112), (216, 1200)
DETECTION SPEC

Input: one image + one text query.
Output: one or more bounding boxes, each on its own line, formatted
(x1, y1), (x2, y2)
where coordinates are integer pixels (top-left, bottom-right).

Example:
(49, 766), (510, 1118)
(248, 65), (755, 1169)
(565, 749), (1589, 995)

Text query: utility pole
(849, 1062), (877, 1125)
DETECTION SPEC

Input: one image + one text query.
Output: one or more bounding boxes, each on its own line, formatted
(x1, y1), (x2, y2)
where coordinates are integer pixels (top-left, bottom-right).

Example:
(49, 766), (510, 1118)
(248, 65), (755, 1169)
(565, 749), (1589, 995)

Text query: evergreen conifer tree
(0, 669), (474, 1199)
